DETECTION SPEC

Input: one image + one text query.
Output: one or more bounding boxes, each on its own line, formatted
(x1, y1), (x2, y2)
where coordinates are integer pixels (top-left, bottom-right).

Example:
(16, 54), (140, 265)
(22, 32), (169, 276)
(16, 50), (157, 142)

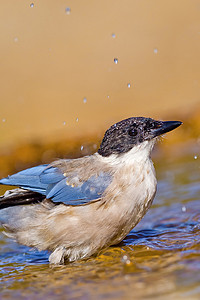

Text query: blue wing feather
(0, 165), (48, 195)
(39, 167), (65, 184)
(0, 163), (112, 205)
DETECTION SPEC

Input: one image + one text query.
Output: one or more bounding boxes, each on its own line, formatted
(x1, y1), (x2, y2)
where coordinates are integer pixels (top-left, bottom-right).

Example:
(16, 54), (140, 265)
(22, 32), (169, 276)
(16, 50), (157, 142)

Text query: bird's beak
(152, 121), (182, 137)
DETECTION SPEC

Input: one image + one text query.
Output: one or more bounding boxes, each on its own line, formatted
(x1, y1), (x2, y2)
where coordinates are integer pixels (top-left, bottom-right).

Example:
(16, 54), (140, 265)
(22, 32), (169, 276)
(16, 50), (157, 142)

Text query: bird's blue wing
(0, 164), (112, 205)
(40, 166), (112, 204)
(0, 165), (48, 194)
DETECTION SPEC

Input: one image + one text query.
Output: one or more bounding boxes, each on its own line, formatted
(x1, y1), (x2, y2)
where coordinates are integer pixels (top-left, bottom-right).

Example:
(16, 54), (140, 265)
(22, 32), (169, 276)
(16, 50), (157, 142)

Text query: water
(65, 7), (71, 15)
(154, 48), (158, 54)
(0, 151), (200, 299)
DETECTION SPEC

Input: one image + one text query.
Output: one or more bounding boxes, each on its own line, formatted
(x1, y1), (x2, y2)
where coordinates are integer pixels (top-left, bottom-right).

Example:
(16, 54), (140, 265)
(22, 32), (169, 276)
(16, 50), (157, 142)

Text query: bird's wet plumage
(0, 117), (182, 264)
(0, 162), (112, 206)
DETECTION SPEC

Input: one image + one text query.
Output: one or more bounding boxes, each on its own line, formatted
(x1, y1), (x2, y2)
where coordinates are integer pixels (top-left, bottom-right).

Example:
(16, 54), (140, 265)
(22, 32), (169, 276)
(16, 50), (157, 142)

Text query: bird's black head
(98, 117), (182, 157)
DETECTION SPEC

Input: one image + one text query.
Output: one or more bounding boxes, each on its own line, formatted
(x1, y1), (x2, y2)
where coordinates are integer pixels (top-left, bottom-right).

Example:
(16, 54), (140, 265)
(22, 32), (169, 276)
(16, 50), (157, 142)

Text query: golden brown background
(1, 2), (200, 298)
(0, 0), (200, 159)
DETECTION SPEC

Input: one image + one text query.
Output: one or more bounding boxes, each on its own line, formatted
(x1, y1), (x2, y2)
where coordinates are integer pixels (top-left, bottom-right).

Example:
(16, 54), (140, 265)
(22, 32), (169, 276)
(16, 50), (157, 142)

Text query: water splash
(30, 3), (34, 8)
(182, 206), (187, 212)
(65, 7), (71, 15)
(127, 83), (131, 88)
(154, 48), (158, 54)
(121, 254), (131, 265)
(114, 58), (118, 64)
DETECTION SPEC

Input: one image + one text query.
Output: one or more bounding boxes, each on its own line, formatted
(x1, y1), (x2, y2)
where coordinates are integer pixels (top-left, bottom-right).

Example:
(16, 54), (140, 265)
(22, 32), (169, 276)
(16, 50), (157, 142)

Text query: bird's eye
(128, 128), (138, 137)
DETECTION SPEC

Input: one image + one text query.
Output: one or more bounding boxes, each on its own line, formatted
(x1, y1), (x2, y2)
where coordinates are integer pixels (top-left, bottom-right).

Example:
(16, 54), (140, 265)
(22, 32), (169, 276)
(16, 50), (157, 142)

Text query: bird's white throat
(98, 139), (156, 167)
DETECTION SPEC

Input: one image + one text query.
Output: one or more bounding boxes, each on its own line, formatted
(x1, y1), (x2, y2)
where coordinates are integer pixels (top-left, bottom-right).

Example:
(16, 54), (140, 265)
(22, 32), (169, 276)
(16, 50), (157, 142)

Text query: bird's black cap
(98, 117), (182, 157)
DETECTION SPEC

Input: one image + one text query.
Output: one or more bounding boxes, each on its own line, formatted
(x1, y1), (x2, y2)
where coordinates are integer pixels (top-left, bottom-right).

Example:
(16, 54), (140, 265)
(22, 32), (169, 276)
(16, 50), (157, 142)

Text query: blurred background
(0, 0), (200, 175)
(1, 2), (200, 299)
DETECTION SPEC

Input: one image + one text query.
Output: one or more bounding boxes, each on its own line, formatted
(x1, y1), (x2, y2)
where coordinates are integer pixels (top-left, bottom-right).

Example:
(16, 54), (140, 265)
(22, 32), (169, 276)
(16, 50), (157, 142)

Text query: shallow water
(0, 150), (200, 299)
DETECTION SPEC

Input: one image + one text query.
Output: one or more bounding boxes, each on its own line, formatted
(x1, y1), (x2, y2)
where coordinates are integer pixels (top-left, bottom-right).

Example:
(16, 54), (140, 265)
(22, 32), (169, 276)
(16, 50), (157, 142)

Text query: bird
(0, 117), (182, 264)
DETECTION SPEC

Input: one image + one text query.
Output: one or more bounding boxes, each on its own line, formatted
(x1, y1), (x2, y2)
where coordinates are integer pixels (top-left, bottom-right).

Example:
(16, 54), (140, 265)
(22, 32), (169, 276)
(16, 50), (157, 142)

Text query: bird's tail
(0, 188), (45, 210)
(0, 188), (57, 251)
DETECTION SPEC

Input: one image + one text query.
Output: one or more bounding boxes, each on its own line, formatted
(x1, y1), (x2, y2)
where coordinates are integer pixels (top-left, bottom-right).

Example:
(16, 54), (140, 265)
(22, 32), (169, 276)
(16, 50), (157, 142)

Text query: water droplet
(30, 3), (34, 8)
(114, 58), (118, 64)
(194, 155), (198, 159)
(63, 121), (66, 126)
(83, 97), (87, 104)
(2, 118), (6, 122)
(154, 48), (158, 54)
(121, 254), (131, 265)
(65, 7), (71, 14)
(127, 83), (131, 88)
(76, 118), (79, 122)
(81, 145), (83, 151)
(182, 206), (186, 212)
(111, 33), (116, 38)
(14, 37), (19, 43)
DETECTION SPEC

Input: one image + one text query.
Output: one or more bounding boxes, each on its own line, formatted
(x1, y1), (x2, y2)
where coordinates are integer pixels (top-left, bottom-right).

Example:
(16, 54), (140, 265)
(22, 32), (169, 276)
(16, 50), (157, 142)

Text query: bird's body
(0, 117), (181, 264)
